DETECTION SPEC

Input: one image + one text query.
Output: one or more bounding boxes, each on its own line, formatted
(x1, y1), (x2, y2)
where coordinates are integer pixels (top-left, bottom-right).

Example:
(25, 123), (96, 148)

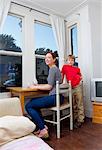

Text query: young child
(61, 54), (84, 128)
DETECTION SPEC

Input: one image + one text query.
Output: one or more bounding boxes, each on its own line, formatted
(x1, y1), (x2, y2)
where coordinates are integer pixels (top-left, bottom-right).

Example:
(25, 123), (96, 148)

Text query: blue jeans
(25, 94), (64, 130)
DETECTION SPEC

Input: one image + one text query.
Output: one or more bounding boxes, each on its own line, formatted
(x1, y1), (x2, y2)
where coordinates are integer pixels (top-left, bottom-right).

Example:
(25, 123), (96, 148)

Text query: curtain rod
(11, 1), (50, 16)
(11, 1), (67, 22)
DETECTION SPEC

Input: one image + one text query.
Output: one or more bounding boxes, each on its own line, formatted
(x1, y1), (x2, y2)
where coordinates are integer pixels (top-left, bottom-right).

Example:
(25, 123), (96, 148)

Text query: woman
(25, 52), (64, 139)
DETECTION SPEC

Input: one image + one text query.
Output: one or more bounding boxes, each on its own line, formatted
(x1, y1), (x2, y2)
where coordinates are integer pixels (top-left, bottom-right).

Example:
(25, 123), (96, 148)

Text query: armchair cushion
(0, 134), (54, 150)
(0, 116), (36, 146)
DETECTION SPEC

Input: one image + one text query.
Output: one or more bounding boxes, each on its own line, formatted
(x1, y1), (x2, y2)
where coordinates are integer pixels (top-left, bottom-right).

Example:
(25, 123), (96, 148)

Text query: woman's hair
(47, 51), (57, 58)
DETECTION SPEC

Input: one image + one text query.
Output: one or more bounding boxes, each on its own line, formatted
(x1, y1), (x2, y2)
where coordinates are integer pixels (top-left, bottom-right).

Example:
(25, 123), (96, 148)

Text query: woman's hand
(28, 84), (38, 89)
(28, 84), (52, 91)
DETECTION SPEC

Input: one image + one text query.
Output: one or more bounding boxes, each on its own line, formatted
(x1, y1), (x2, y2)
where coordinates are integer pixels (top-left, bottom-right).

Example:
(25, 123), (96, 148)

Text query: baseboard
(0, 92), (11, 99)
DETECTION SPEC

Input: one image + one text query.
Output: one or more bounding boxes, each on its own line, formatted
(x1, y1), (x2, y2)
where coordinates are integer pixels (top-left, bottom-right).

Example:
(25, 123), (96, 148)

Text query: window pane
(0, 55), (22, 92)
(34, 22), (58, 83)
(35, 22), (57, 52)
(70, 25), (78, 66)
(71, 25), (78, 58)
(1, 15), (22, 52)
(36, 57), (48, 84)
(0, 15), (22, 92)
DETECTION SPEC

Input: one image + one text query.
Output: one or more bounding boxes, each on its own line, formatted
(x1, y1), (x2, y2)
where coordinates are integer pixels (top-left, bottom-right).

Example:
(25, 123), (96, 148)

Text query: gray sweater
(47, 66), (62, 95)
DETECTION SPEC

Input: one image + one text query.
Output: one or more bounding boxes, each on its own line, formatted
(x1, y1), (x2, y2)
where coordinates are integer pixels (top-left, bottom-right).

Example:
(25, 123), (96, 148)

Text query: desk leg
(11, 92), (14, 97)
(19, 94), (25, 114)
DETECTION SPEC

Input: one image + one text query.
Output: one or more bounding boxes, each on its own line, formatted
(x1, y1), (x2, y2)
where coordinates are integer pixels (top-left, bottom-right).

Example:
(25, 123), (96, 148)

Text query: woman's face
(45, 53), (55, 67)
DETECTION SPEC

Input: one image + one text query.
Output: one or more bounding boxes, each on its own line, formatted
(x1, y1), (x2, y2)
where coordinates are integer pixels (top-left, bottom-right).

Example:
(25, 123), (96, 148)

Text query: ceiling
(15, 0), (86, 17)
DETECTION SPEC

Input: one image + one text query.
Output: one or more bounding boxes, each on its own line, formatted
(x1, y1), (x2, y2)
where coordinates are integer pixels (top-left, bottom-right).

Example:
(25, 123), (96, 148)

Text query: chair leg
(53, 111), (56, 126)
(57, 110), (60, 138)
(70, 98), (73, 130)
(70, 114), (73, 130)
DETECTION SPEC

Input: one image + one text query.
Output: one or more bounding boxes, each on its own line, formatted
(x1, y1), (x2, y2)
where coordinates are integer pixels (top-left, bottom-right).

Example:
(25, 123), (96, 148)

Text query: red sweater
(62, 65), (81, 88)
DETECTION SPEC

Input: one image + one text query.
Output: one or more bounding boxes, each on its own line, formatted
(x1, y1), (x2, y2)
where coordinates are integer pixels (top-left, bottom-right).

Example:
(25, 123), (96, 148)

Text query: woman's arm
(61, 66), (65, 83)
(29, 84), (52, 91)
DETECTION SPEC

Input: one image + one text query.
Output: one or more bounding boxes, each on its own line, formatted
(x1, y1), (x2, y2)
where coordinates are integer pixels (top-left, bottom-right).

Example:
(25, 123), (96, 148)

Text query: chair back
(56, 80), (72, 107)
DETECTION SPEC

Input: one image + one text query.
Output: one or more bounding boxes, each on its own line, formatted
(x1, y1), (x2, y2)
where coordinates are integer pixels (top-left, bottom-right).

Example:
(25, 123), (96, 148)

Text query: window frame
(0, 2), (58, 90)
(67, 19), (79, 64)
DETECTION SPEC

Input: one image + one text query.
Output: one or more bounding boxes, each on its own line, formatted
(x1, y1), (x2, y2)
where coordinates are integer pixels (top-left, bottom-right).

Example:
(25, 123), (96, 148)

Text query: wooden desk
(8, 87), (48, 113)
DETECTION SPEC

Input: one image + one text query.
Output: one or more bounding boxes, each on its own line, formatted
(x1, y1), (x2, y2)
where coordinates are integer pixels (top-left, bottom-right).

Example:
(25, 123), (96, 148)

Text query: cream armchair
(0, 97), (53, 150)
(0, 97), (22, 117)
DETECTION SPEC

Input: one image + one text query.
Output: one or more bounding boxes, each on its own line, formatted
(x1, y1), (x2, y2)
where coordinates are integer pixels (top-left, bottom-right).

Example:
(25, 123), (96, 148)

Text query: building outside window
(0, 14), (22, 92)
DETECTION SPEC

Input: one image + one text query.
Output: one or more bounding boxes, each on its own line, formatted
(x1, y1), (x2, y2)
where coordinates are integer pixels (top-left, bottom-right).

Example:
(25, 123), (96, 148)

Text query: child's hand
(80, 76), (83, 80)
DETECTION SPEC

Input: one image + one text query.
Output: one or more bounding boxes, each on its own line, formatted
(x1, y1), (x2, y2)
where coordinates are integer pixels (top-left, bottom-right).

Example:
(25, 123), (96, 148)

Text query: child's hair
(68, 54), (75, 62)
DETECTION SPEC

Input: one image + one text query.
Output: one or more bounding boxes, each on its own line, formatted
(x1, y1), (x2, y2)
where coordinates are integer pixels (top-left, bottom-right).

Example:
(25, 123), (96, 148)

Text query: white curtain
(50, 14), (66, 69)
(0, 0), (11, 33)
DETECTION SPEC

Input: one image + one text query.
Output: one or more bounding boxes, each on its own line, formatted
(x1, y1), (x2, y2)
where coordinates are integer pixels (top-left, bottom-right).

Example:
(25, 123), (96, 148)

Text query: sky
(71, 26), (78, 57)
(3, 15), (22, 48)
(35, 22), (57, 51)
(2, 15), (57, 51)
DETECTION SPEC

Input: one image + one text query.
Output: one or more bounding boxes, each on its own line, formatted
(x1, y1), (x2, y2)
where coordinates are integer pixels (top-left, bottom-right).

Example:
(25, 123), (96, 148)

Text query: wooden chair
(44, 80), (73, 138)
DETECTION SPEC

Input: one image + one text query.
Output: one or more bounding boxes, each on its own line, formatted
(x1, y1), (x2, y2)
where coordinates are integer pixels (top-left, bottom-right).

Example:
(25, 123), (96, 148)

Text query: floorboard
(46, 118), (102, 150)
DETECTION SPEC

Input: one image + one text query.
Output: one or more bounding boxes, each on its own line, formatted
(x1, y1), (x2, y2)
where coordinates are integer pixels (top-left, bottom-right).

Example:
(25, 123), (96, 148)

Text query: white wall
(101, 2), (102, 76)
(0, 92), (11, 99)
(78, 6), (93, 117)
(66, 5), (93, 117)
(66, 0), (102, 117)
(88, 0), (102, 78)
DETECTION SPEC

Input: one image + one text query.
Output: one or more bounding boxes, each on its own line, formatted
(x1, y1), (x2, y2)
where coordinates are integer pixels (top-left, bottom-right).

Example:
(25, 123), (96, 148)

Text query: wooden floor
(46, 118), (102, 150)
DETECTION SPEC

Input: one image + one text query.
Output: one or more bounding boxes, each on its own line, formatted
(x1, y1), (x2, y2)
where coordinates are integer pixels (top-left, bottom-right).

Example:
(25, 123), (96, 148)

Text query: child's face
(67, 57), (74, 66)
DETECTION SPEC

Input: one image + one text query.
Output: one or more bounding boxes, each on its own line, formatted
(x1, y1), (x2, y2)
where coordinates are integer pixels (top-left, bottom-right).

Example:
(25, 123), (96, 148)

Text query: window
(1, 14), (22, 52)
(68, 24), (78, 66)
(34, 21), (58, 83)
(0, 14), (22, 92)
(70, 25), (78, 57)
